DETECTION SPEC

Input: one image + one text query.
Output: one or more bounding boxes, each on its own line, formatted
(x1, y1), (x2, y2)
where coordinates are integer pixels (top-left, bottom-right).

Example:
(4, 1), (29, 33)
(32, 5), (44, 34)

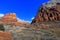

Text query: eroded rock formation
(1, 13), (17, 24)
(0, 13), (30, 27)
(31, 2), (60, 24)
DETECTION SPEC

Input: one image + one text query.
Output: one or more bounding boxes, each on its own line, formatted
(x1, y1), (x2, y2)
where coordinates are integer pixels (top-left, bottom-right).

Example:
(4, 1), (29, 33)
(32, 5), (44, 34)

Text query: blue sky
(0, 0), (50, 22)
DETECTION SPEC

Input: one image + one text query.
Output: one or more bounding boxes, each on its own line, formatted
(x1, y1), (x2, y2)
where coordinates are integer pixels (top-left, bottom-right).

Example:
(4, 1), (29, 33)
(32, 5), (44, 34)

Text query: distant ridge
(0, 13), (30, 27)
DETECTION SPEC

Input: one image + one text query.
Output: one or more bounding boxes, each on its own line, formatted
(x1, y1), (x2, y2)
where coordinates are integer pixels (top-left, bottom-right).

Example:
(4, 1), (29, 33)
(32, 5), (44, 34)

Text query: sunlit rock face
(43, 0), (60, 7)
(1, 13), (17, 24)
(0, 31), (13, 40)
(51, 0), (60, 3)
(31, 0), (60, 24)
(0, 13), (30, 27)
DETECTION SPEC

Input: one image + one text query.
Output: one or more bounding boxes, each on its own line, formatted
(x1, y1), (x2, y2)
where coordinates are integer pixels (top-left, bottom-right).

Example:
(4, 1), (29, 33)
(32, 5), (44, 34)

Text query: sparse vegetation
(0, 24), (5, 31)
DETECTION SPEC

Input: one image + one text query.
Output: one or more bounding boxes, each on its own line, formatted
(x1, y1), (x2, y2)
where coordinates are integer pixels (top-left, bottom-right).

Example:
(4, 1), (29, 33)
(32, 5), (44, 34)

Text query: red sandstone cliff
(0, 13), (30, 27)
(31, 3), (60, 24)
(1, 13), (17, 24)
(0, 31), (13, 40)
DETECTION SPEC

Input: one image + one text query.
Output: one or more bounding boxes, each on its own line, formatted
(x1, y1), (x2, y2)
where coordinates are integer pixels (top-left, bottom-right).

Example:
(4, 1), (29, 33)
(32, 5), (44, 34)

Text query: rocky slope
(0, 31), (13, 40)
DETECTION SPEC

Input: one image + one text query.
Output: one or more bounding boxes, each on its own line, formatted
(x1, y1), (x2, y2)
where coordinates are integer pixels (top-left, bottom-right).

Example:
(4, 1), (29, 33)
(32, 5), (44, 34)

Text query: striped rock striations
(31, 2), (60, 24)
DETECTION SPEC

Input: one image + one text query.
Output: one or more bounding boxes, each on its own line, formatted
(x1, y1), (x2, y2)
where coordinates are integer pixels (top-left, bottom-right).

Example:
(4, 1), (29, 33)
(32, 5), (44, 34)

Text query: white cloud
(0, 13), (4, 17)
(31, 17), (34, 20)
(17, 17), (31, 23)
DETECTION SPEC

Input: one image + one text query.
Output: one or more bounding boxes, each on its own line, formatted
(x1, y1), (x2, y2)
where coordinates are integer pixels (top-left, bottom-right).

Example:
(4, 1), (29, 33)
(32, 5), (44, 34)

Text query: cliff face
(0, 13), (30, 27)
(31, 3), (60, 24)
(0, 31), (13, 40)
(1, 13), (17, 24)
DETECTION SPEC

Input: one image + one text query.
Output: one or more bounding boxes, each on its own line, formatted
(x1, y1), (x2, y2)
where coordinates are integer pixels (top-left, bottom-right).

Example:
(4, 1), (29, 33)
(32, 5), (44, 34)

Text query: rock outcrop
(0, 31), (13, 40)
(31, 2), (60, 24)
(0, 13), (30, 27)
(1, 13), (17, 24)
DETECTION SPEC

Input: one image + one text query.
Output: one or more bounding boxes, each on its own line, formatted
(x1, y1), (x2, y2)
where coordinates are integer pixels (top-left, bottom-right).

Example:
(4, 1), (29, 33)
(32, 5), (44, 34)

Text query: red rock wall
(0, 31), (13, 40)
(0, 13), (30, 27)
(31, 3), (60, 24)
(1, 13), (17, 24)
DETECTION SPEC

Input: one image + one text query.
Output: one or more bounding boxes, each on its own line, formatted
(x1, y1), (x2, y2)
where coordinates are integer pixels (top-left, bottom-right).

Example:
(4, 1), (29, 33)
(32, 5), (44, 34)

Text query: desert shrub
(0, 24), (5, 31)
